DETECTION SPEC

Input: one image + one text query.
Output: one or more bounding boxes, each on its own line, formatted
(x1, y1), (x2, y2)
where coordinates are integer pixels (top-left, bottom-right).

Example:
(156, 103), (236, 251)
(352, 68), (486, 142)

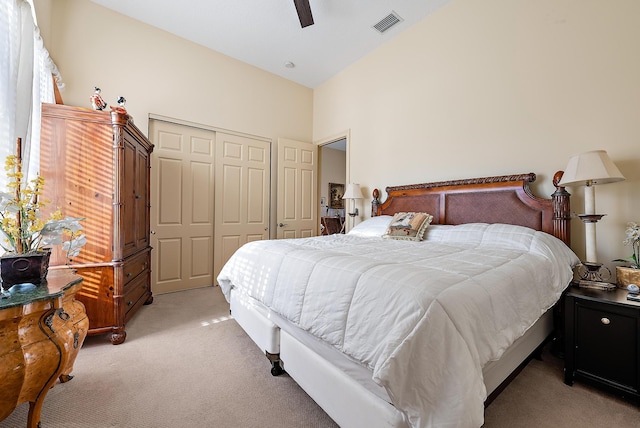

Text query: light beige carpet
(2, 286), (637, 427)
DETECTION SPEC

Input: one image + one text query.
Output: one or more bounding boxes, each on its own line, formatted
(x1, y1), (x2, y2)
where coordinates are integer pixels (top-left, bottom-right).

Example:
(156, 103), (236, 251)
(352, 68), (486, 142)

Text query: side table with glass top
(0, 269), (88, 427)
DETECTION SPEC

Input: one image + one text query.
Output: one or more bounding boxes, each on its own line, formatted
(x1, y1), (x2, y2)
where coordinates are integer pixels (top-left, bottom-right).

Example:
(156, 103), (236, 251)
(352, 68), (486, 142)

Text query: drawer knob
(600, 317), (610, 325)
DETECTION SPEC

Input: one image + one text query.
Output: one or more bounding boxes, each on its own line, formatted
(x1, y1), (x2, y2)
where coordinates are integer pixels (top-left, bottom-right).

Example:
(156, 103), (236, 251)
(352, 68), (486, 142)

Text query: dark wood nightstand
(564, 285), (640, 404)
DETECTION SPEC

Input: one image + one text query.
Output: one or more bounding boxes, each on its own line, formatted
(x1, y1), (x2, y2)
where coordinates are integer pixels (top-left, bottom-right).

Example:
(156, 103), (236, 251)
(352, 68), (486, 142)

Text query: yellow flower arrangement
(0, 140), (85, 259)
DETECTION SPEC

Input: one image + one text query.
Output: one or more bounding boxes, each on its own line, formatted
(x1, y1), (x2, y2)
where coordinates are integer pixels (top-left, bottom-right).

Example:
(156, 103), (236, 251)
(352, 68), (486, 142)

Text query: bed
(217, 172), (579, 428)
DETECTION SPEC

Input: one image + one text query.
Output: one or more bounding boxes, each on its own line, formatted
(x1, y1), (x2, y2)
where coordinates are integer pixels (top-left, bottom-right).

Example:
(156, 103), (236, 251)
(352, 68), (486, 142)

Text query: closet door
(214, 133), (271, 282)
(150, 121), (215, 294)
(149, 120), (271, 293)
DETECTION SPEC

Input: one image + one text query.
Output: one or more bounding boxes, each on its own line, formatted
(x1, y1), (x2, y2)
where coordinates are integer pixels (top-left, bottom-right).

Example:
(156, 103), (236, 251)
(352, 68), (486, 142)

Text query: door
(214, 132), (271, 282)
(150, 121), (216, 294)
(277, 138), (317, 239)
(121, 135), (138, 257)
(122, 131), (151, 258)
(319, 138), (347, 232)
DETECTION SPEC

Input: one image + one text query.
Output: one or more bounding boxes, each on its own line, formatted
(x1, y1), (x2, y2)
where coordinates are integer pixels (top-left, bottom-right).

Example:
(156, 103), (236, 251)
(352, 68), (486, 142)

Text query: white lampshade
(342, 183), (363, 200)
(558, 150), (625, 265)
(559, 150), (625, 187)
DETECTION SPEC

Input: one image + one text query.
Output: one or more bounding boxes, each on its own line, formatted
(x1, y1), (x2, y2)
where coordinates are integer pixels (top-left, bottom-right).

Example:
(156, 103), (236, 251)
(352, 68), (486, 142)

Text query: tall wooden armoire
(40, 103), (154, 344)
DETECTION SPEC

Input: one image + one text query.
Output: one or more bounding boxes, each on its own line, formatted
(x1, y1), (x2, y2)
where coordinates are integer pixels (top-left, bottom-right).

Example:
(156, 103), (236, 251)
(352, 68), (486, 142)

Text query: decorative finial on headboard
(551, 170), (571, 245)
(553, 170), (565, 189)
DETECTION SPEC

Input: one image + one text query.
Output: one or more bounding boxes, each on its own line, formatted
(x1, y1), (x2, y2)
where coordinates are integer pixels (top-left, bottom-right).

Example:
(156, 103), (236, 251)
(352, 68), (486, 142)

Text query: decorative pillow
(383, 212), (433, 241)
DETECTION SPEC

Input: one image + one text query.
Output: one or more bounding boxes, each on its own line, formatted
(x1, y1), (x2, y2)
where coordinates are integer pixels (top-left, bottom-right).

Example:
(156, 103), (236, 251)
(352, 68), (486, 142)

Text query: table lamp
(342, 184), (363, 229)
(559, 150), (625, 289)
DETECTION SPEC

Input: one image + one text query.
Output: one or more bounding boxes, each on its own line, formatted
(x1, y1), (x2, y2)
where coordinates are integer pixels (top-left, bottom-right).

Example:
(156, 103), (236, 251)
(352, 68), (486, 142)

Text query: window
(0, 0), (60, 189)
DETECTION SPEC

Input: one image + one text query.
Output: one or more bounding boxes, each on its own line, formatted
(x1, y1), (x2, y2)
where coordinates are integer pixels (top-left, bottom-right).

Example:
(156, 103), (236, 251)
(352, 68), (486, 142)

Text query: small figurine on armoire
(90, 87), (107, 110)
(110, 96), (127, 115)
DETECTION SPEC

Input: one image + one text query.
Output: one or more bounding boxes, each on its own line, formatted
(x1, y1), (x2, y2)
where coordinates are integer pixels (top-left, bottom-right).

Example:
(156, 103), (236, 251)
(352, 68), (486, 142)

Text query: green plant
(613, 221), (640, 269)
(0, 146), (85, 260)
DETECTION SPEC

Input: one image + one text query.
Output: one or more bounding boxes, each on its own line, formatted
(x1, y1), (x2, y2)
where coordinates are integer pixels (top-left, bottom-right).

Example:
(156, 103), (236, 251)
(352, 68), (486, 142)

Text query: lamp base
(576, 262), (615, 291)
(577, 214), (606, 223)
(577, 279), (616, 291)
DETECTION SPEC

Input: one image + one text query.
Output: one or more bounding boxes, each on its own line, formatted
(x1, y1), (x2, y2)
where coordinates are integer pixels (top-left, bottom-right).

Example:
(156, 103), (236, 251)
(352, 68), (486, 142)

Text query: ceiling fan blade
(293, 0), (314, 28)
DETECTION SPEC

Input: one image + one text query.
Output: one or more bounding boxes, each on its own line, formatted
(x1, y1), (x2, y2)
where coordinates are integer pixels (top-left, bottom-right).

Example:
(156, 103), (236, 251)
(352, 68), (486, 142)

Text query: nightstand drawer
(575, 301), (637, 389)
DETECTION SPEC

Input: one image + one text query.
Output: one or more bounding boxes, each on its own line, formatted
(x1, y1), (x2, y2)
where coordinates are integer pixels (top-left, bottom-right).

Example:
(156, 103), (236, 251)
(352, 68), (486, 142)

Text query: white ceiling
(89, 0), (450, 88)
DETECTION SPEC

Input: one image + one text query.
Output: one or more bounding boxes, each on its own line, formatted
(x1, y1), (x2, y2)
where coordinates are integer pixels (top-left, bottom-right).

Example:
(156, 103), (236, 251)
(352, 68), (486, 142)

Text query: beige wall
(35, 0), (312, 145)
(314, 0), (640, 272)
(35, 0), (640, 271)
(35, 0), (313, 239)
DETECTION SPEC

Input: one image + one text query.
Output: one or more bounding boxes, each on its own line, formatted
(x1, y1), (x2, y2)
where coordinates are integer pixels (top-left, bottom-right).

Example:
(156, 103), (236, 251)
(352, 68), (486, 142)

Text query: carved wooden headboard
(372, 172), (571, 246)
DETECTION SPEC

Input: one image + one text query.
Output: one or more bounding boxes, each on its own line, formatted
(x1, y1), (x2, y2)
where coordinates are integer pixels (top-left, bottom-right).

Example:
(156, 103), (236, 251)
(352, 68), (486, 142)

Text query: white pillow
(348, 215), (393, 237)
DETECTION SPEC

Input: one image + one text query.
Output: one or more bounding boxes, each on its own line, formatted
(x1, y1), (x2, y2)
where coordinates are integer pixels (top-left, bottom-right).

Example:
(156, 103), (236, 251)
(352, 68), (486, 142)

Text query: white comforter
(217, 223), (579, 428)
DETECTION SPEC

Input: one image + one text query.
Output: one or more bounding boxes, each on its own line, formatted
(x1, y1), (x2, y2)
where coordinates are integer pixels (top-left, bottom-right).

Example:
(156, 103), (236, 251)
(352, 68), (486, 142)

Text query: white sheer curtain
(0, 0), (61, 190)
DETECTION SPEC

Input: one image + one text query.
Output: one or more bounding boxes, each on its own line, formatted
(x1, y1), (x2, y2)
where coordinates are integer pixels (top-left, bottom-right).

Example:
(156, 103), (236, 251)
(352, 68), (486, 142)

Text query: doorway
(319, 137), (347, 234)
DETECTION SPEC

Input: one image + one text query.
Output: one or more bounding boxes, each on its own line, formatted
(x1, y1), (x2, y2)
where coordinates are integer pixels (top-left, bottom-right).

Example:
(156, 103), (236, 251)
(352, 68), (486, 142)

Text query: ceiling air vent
(373, 11), (403, 34)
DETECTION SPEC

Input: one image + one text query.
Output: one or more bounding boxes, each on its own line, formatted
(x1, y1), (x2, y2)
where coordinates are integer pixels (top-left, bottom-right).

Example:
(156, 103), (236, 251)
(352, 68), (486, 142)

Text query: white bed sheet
(230, 287), (554, 405)
(218, 223), (579, 428)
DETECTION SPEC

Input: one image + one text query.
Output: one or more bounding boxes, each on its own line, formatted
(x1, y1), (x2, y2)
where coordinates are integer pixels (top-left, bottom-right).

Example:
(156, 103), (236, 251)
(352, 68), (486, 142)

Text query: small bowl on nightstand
(627, 284), (640, 302)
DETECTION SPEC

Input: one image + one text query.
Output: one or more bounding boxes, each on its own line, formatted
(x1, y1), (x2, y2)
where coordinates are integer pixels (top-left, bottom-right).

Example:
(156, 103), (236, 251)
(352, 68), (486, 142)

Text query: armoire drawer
(123, 250), (150, 285)
(124, 273), (149, 317)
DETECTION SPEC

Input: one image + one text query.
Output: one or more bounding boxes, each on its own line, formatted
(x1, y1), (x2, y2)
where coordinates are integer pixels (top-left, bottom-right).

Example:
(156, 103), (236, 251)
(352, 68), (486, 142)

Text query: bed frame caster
(271, 362), (284, 376)
(266, 351), (284, 376)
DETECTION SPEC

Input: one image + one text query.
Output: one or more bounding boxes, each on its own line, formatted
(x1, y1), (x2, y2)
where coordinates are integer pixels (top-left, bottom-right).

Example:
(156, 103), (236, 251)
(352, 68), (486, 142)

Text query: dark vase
(0, 249), (52, 290)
